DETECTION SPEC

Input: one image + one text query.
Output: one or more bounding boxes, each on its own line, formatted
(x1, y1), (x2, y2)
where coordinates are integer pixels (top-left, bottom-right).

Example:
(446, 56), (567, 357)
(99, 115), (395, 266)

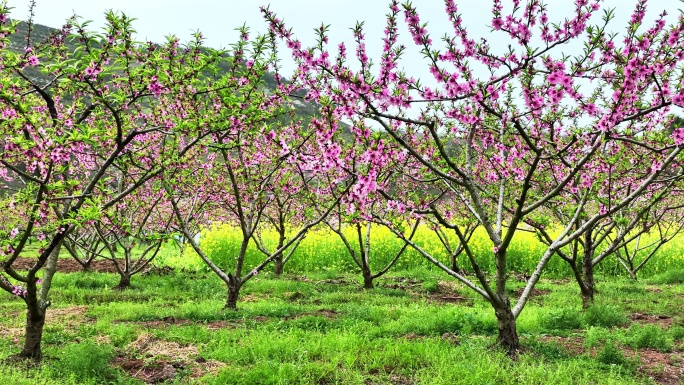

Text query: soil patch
(0, 326), (24, 344)
(288, 275), (313, 283)
(8, 258), (170, 275)
(46, 305), (90, 330)
(283, 308), (340, 321)
(128, 333), (199, 358)
(189, 357), (227, 379)
(402, 333), (423, 341)
(537, 335), (587, 356)
(240, 294), (264, 303)
(440, 332), (461, 345)
(46, 305), (87, 320)
(112, 333), (226, 383)
(628, 349), (684, 385)
(512, 287), (551, 305)
(11, 257), (119, 274)
(631, 313), (674, 328)
(538, 336), (683, 385)
(119, 315), (272, 331)
(382, 277), (422, 290)
(387, 373), (414, 385)
(313, 309), (339, 318)
(1, 306), (88, 342)
(112, 356), (178, 384)
(316, 277), (353, 285)
(205, 315), (268, 330)
(134, 316), (194, 329)
(427, 294), (473, 306)
(436, 280), (463, 292)
(204, 320), (244, 330)
(513, 287), (551, 298)
(141, 266), (174, 276)
(282, 291), (304, 302)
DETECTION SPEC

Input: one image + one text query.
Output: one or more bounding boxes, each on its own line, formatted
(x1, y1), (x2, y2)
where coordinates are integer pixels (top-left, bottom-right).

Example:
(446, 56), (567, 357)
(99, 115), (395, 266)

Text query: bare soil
(427, 293), (473, 305)
(9, 257), (176, 275)
(111, 333), (226, 383)
(631, 313), (674, 328)
(513, 287), (551, 299)
(629, 349), (684, 385)
(11, 257), (120, 273)
(380, 277), (422, 291)
(539, 334), (684, 385)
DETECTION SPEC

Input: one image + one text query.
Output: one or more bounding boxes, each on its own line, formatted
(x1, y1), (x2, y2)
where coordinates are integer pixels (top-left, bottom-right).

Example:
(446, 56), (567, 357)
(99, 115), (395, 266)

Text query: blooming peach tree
(0, 8), (224, 360)
(264, 0), (684, 353)
(162, 27), (351, 309)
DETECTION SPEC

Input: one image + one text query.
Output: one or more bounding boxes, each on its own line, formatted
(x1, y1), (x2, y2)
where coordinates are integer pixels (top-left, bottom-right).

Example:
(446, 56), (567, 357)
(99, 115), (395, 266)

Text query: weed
(583, 304), (628, 328)
(624, 324), (673, 352)
(584, 327), (611, 348)
(422, 279), (439, 293)
(48, 341), (117, 381)
(538, 308), (583, 332)
(596, 341), (628, 366)
(649, 269), (684, 284)
(670, 326), (684, 341)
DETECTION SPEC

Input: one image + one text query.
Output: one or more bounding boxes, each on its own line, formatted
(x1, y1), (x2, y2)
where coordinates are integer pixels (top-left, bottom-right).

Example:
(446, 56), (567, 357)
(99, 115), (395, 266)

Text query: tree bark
(581, 230), (595, 309)
(580, 263), (595, 309)
(362, 270), (374, 289)
(494, 301), (520, 355)
(114, 274), (131, 290)
(18, 241), (63, 360)
(628, 269), (638, 280)
(81, 260), (93, 272)
(225, 281), (241, 309)
(451, 255), (461, 275)
(273, 254), (284, 276)
(19, 305), (45, 360)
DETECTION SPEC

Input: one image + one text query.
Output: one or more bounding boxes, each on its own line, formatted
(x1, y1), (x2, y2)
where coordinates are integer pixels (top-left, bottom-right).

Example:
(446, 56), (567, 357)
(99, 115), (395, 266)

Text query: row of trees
(2, 0), (684, 360)
(261, 0), (684, 353)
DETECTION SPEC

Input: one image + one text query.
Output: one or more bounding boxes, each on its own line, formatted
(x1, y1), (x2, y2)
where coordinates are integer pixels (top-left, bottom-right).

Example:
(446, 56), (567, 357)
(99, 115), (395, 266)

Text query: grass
(1, 267), (683, 384)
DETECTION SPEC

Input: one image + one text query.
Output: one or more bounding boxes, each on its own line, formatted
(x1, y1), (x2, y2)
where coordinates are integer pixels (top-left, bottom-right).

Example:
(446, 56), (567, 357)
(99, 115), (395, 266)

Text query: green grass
(1, 267), (683, 384)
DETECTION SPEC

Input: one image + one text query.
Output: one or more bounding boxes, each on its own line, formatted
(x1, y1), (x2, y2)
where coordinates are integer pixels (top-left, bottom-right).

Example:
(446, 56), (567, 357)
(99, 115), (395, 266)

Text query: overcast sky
(5, 0), (682, 77)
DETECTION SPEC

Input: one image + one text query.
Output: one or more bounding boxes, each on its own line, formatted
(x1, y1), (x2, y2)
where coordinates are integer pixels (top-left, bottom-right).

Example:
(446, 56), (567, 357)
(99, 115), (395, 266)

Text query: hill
(6, 20), (324, 123)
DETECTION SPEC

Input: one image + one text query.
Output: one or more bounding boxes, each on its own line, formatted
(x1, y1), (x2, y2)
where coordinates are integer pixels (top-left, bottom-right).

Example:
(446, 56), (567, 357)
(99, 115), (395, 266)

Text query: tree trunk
(82, 260), (93, 272)
(114, 274), (131, 290)
(362, 270), (374, 289)
(628, 269), (638, 280)
(581, 254), (595, 309)
(580, 267), (595, 309)
(494, 302), (520, 355)
(19, 302), (45, 360)
(225, 281), (241, 309)
(273, 254), (284, 276)
(451, 254), (461, 274)
(18, 241), (63, 360)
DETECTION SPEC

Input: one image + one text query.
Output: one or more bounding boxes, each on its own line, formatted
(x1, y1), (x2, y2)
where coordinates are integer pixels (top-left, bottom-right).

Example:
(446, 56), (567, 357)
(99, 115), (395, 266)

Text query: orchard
(1, 1), (684, 384)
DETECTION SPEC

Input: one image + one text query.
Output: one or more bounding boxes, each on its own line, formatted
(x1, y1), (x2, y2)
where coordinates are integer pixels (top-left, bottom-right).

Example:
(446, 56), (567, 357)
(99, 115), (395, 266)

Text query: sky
(5, 0), (682, 78)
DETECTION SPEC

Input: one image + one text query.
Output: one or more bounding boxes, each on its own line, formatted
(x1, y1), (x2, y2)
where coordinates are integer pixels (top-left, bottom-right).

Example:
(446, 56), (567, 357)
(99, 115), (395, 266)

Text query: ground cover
(1, 263), (682, 384)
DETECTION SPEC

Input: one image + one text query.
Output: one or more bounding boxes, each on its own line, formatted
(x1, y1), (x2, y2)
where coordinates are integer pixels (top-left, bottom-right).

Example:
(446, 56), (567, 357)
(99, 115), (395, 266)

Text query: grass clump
(596, 341), (629, 366)
(624, 324), (673, 352)
(583, 304), (629, 328)
(48, 341), (117, 382)
(584, 327), (611, 348)
(538, 307), (583, 332)
(648, 269), (684, 285)
(670, 326), (684, 341)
